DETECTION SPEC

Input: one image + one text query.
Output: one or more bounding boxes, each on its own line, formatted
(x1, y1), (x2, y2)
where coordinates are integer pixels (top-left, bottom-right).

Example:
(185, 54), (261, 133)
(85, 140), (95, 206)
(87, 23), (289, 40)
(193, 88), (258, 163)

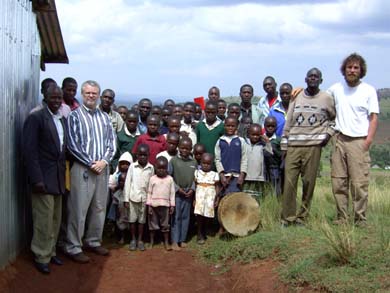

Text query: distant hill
(377, 88), (390, 100)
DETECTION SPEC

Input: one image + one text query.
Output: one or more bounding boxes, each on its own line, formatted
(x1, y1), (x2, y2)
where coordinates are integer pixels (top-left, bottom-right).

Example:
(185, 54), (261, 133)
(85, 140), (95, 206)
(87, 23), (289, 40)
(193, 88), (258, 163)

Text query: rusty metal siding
(0, 0), (41, 268)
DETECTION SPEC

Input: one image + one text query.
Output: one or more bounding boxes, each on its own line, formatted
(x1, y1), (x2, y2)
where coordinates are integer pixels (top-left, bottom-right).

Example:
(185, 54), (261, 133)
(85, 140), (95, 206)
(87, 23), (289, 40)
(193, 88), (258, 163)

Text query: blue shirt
(269, 105), (288, 137)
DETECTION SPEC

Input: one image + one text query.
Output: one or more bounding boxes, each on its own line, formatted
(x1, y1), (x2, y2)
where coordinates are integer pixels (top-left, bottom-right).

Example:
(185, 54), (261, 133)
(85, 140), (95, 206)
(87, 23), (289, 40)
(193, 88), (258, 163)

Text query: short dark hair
(240, 84), (253, 92)
(280, 82), (293, 91)
(62, 77), (77, 88)
(340, 52), (367, 78)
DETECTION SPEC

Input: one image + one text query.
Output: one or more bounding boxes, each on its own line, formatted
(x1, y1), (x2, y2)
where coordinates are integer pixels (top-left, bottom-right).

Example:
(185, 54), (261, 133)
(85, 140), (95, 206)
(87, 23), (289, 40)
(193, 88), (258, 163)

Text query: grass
(196, 170), (390, 292)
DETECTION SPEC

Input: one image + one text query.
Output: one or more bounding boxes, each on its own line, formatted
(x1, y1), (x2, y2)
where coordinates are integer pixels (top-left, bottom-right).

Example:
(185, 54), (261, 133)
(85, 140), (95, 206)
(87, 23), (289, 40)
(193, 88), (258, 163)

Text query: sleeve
(123, 166), (133, 202)
(368, 86), (380, 114)
(214, 139), (224, 174)
(67, 112), (93, 166)
(326, 94), (337, 137)
(280, 98), (296, 151)
(117, 114), (124, 132)
(146, 177), (153, 206)
(132, 136), (142, 158)
(23, 114), (43, 185)
(169, 177), (176, 207)
(213, 171), (220, 182)
(240, 138), (248, 174)
(103, 117), (117, 164)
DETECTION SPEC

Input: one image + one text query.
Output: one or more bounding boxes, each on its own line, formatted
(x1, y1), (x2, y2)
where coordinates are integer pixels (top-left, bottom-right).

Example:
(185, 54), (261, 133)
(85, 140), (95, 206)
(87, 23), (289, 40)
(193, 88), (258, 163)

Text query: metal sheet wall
(0, 0), (41, 268)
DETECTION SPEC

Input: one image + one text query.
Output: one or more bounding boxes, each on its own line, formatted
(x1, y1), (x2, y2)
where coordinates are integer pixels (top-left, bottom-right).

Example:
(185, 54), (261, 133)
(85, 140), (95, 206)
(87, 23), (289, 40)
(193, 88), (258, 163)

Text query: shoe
(50, 256), (63, 265)
(68, 252), (90, 264)
(129, 240), (137, 251)
(197, 238), (205, 245)
(35, 262), (50, 274)
(87, 246), (109, 256)
(137, 241), (145, 251)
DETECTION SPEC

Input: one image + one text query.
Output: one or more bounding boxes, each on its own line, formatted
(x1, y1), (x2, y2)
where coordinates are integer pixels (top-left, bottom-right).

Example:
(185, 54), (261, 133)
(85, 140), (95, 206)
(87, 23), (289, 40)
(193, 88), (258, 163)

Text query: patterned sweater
(281, 90), (336, 150)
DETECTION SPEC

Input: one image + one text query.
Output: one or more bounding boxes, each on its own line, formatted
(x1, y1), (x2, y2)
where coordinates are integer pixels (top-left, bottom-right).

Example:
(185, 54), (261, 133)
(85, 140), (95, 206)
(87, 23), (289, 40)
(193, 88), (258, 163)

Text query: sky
(42, 0), (390, 103)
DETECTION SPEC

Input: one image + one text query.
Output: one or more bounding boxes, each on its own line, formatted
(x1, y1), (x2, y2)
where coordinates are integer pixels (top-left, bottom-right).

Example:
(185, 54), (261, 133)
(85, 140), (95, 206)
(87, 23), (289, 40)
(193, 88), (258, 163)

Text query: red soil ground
(0, 244), (288, 293)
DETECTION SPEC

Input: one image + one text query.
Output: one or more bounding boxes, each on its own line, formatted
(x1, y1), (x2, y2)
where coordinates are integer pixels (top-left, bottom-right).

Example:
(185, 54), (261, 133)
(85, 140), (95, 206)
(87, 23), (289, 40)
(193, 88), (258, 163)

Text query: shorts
(128, 201), (146, 224)
(148, 206), (170, 232)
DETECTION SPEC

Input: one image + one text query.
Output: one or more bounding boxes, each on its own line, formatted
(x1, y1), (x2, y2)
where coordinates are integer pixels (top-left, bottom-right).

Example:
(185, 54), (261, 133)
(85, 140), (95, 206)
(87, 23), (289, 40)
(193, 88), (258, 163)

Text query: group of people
(23, 52), (379, 274)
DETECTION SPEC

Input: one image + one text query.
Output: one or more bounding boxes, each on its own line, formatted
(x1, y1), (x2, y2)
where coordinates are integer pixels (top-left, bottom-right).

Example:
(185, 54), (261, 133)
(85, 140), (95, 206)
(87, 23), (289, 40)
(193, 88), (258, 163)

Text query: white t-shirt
(327, 81), (379, 137)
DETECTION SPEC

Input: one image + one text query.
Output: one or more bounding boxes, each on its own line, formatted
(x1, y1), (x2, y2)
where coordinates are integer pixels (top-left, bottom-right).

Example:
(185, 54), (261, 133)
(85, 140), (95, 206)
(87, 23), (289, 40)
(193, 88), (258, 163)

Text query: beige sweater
(281, 90), (336, 150)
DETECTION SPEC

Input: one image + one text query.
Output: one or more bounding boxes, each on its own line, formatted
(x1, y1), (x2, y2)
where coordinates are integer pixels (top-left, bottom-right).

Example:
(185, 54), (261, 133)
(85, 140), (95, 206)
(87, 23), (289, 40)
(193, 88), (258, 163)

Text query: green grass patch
(197, 173), (390, 292)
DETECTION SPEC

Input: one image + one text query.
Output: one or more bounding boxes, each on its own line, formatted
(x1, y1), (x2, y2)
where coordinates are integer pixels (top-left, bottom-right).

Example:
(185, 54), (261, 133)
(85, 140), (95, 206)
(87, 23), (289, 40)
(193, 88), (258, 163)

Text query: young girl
(146, 157), (175, 250)
(194, 153), (220, 244)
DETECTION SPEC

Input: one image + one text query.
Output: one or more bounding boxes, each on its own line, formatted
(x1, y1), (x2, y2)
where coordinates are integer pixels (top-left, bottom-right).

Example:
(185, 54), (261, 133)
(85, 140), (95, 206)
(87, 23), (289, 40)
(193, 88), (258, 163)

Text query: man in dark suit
(23, 84), (67, 274)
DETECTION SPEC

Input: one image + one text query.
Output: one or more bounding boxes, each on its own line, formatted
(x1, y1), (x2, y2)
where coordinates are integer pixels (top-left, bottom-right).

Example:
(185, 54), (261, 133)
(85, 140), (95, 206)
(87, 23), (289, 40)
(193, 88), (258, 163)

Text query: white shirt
(180, 120), (197, 146)
(47, 107), (64, 151)
(123, 162), (154, 203)
(327, 81), (379, 137)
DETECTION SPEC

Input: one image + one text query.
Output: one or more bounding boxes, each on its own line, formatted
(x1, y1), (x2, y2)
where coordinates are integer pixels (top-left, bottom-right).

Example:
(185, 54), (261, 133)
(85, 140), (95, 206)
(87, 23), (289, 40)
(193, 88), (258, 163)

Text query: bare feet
(164, 243), (172, 251)
(171, 242), (181, 251)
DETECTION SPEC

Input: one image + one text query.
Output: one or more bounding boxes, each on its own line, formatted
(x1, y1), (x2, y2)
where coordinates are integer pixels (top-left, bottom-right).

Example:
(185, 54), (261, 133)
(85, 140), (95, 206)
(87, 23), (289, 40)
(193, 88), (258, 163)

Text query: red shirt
(268, 96), (278, 108)
(132, 133), (167, 165)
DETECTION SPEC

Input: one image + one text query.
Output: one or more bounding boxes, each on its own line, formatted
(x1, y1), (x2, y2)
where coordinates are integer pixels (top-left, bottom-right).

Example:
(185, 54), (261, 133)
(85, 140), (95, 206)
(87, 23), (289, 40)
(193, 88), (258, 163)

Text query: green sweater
(111, 127), (139, 170)
(195, 120), (225, 156)
(170, 155), (197, 190)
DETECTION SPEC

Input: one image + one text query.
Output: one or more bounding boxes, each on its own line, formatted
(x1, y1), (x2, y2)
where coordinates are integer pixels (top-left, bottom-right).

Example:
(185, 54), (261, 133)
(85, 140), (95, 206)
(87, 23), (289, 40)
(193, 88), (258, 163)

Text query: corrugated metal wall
(0, 0), (41, 268)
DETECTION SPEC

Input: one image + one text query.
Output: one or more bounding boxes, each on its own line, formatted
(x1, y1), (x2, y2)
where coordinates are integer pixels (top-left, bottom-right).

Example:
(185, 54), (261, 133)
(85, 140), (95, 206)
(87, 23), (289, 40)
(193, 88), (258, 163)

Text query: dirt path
(0, 244), (287, 292)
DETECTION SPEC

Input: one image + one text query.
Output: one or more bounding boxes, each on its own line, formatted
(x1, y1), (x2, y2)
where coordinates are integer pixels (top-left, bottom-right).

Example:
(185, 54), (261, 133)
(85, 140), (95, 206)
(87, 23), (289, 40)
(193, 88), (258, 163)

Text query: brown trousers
(331, 133), (370, 222)
(281, 145), (322, 224)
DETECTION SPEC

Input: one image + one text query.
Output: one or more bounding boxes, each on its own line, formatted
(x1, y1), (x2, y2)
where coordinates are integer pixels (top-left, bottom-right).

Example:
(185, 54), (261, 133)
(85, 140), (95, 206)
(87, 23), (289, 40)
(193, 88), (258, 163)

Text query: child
(172, 104), (183, 121)
(215, 116), (248, 196)
(227, 103), (241, 120)
(237, 115), (252, 138)
(146, 157), (175, 250)
(159, 106), (171, 135)
(107, 152), (133, 243)
(195, 100), (225, 159)
(264, 116), (282, 196)
(242, 124), (272, 201)
(111, 110), (140, 171)
(117, 105), (128, 122)
(151, 105), (162, 118)
(194, 153), (220, 244)
(166, 116), (181, 136)
(169, 137), (197, 250)
(193, 143), (206, 167)
(132, 115), (167, 165)
(193, 103), (203, 123)
(180, 102), (197, 146)
(215, 117), (248, 234)
(156, 132), (180, 162)
(217, 99), (227, 121)
(123, 144), (154, 251)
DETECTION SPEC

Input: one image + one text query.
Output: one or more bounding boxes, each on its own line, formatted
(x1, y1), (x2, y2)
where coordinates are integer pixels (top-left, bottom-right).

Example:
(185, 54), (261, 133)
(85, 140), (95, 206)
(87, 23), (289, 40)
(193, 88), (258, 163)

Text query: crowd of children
(106, 93), (286, 251)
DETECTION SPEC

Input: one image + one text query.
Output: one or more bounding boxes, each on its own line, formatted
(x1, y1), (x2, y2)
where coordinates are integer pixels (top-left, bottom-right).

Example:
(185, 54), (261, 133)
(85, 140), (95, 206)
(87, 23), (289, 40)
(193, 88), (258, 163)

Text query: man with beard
(328, 53), (379, 226)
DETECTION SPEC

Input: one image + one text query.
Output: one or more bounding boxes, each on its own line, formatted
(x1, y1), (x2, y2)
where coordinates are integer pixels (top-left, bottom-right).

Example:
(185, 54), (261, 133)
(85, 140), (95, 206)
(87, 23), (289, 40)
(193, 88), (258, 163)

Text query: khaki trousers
(281, 146), (322, 223)
(31, 193), (62, 263)
(65, 162), (109, 255)
(331, 133), (370, 222)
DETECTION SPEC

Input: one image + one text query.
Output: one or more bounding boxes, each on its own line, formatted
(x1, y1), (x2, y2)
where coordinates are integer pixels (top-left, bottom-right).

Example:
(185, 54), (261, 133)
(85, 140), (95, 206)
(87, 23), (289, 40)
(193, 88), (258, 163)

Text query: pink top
(146, 175), (175, 207)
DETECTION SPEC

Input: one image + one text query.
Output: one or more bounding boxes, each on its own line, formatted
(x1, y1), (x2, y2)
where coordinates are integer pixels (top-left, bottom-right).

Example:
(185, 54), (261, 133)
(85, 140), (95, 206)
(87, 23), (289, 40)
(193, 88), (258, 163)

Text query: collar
(124, 126), (140, 137)
(82, 104), (97, 114)
(134, 161), (153, 170)
(47, 106), (62, 119)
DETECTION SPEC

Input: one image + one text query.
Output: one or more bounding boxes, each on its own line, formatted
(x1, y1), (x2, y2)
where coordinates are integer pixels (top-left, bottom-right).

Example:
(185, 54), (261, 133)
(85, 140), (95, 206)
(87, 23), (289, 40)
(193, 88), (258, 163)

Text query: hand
(237, 174), (245, 190)
(148, 206), (153, 215)
(363, 138), (372, 151)
(319, 134), (330, 147)
(32, 182), (46, 194)
(169, 206), (175, 215)
(124, 202), (129, 209)
(261, 135), (269, 143)
(185, 189), (194, 198)
(292, 87), (303, 99)
(219, 173), (229, 188)
(91, 160), (107, 174)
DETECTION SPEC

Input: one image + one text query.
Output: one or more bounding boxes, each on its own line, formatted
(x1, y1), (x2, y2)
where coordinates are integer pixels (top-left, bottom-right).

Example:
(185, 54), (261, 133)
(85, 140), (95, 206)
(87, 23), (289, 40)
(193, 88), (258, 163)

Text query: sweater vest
(219, 137), (241, 173)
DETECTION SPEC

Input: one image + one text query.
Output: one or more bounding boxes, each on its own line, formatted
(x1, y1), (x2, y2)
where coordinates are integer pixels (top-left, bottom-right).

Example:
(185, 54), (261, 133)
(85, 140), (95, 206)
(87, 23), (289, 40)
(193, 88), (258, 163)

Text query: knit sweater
(195, 120), (225, 155)
(281, 90), (336, 150)
(169, 155), (197, 190)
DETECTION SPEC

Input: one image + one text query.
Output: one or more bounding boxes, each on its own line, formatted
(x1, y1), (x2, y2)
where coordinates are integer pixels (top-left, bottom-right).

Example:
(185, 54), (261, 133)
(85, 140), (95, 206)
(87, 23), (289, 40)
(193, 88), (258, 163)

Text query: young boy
(264, 116), (282, 196)
(159, 106), (171, 135)
(151, 105), (162, 118)
(237, 116), (252, 138)
(217, 99), (227, 121)
(132, 115), (167, 165)
(117, 105), (129, 122)
(166, 116), (181, 135)
(193, 103), (203, 123)
(111, 110), (140, 171)
(227, 103), (241, 120)
(180, 102), (197, 146)
(156, 132), (180, 163)
(172, 105), (183, 121)
(195, 101), (225, 159)
(193, 143), (206, 167)
(170, 137), (197, 250)
(215, 117), (248, 196)
(243, 124), (272, 201)
(123, 144), (154, 251)
(146, 157), (175, 250)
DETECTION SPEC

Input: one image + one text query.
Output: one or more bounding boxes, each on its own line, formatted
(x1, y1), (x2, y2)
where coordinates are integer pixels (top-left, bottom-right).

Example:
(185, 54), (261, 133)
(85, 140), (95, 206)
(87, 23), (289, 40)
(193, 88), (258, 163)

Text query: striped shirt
(67, 104), (116, 167)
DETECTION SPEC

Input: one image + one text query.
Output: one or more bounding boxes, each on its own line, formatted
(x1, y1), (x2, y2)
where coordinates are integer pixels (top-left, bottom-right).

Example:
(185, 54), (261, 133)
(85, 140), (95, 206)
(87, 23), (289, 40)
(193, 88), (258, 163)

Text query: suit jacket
(23, 107), (67, 195)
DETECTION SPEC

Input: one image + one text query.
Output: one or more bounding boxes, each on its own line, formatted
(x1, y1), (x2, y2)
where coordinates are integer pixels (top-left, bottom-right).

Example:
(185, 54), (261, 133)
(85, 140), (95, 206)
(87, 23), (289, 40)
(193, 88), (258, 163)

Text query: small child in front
(193, 143), (206, 167)
(264, 116), (282, 196)
(215, 116), (248, 233)
(146, 157), (175, 251)
(170, 137), (197, 250)
(123, 144), (154, 251)
(243, 124), (272, 201)
(194, 153), (220, 244)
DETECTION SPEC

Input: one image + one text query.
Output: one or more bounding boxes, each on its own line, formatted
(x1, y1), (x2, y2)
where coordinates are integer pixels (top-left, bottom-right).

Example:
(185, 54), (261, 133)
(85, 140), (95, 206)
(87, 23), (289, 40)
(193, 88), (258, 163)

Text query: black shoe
(35, 262), (50, 274)
(50, 256), (63, 265)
